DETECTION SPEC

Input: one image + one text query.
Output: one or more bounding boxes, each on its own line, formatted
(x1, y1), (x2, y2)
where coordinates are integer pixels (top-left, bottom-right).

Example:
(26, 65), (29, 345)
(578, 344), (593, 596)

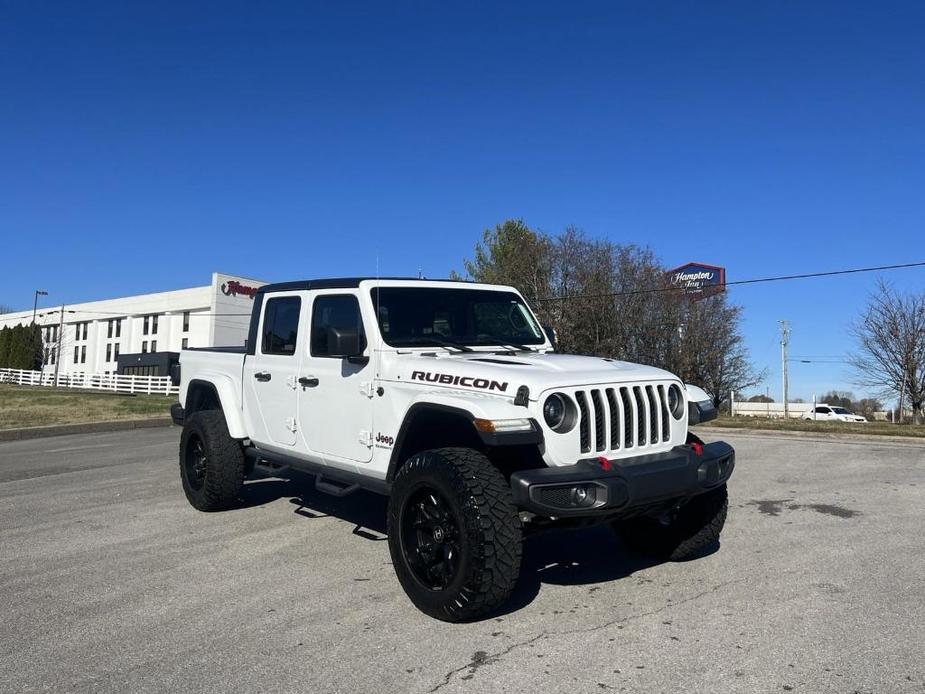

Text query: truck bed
(177, 348), (247, 414)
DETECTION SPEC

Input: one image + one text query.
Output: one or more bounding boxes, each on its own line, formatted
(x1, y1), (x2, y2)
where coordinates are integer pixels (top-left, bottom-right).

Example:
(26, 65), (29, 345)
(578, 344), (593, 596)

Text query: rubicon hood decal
(411, 370), (508, 393)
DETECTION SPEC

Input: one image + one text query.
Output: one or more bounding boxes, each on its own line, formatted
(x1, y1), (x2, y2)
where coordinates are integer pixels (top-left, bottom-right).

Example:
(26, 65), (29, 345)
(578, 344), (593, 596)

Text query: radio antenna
(375, 251), (382, 377)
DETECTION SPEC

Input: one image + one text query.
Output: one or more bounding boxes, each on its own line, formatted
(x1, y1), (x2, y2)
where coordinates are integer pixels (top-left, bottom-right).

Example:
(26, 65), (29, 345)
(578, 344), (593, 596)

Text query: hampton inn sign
(668, 262), (726, 298)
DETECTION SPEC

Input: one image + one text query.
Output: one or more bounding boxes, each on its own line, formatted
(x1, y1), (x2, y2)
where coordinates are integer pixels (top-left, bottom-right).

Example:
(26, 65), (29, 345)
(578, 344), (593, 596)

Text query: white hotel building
(0, 272), (267, 377)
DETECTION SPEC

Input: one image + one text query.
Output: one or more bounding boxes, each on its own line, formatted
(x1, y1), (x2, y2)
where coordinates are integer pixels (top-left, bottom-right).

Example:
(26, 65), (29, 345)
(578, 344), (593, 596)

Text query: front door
(245, 293), (304, 447)
(298, 292), (374, 465)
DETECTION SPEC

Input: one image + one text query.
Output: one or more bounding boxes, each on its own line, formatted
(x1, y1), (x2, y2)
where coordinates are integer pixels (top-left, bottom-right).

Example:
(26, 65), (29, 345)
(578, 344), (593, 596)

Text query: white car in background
(802, 405), (867, 422)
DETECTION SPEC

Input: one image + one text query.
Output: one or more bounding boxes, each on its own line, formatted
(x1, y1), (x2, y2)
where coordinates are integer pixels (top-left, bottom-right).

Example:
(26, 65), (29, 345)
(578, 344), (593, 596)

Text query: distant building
(0, 272), (267, 377)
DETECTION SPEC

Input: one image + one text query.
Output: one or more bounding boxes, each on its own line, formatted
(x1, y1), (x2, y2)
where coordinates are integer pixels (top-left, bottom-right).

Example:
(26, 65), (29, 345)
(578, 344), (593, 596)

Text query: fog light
(570, 485), (596, 507)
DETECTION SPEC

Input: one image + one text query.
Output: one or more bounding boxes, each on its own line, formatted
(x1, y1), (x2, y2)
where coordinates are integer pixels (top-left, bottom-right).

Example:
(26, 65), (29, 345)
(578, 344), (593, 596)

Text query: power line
(12, 259), (925, 318)
(529, 260), (925, 303)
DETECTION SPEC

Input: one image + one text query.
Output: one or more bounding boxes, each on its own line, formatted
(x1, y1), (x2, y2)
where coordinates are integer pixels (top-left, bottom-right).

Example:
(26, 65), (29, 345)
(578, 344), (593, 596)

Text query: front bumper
(510, 441), (735, 518)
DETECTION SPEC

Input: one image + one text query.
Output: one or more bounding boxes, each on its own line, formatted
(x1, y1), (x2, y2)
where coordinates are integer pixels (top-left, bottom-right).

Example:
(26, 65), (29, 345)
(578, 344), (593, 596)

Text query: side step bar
(244, 446), (390, 496)
(315, 476), (360, 498)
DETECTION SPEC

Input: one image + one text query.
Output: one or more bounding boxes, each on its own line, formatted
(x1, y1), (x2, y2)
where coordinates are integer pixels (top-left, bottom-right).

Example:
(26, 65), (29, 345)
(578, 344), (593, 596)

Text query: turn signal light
(473, 418), (533, 433)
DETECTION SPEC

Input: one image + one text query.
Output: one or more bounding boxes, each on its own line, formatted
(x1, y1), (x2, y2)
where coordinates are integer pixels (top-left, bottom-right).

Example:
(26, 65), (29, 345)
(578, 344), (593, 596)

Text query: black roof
(257, 277), (474, 294)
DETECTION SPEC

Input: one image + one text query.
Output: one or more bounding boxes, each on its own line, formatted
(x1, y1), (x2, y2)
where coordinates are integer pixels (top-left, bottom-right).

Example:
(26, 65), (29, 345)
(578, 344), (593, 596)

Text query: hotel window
(52, 326), (58, 342)
(75, 325), (80, 340)
(151, 340), (157, 352)
(182, 338), (189, 349)
(107, 320), (113, 338)
(73, 346), (79, 362)
(80, 346), (86, 364)
(152, 314), (159, 333)
(143, 316), (149, 335)
(82, 322), (88, 340)
(114, 344), (120, 359)
(142, 341), (148, 353)
(183, 311), (190, 332)
(106, 344), (112, 362)
(115, 319), (122, 338)
(50, 348), (56, 365)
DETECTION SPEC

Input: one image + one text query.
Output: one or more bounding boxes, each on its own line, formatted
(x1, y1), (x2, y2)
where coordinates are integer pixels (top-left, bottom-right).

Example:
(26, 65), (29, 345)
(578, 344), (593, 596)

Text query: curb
(0, 417), (175, 442)
(694, 424), (925, 446)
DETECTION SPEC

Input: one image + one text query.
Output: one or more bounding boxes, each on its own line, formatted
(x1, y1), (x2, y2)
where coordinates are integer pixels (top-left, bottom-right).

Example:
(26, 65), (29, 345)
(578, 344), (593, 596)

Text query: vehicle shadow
(239, 471), (716, 618)
(240, 470), (388, 537)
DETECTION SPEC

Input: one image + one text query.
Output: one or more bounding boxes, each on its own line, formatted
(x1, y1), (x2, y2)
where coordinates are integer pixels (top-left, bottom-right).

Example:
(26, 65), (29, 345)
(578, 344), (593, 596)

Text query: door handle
(254, 372), (272, 382)
(298, 376), (319, 388)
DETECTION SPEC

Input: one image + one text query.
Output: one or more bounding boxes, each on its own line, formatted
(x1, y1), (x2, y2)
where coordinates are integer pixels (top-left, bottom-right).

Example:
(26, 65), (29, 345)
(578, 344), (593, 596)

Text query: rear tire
(387, 447), (522, 622)
(613, 484), (728, 561)
(179, 410), (245, 511)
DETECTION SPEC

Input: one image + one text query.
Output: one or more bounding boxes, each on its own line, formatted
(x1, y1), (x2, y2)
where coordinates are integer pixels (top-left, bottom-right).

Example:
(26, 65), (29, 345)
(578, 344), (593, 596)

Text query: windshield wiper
(483, 335), (536, 352)
(399, 337), (474, 353)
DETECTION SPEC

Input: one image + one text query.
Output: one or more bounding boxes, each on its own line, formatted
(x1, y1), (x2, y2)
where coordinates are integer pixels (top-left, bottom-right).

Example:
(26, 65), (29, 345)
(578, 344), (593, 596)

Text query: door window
(311, 295), (366, 357)
(261, 297), (302, 356)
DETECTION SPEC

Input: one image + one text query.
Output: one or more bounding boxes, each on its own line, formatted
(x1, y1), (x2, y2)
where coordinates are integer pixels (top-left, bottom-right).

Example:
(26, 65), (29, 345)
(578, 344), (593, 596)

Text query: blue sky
(2, 2), (924, 401)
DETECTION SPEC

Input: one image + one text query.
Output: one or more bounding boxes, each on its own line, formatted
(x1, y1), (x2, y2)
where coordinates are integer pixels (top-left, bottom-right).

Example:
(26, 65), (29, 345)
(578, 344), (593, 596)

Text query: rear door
(245, 292), (304, 447)
(298, 291), (374, 466)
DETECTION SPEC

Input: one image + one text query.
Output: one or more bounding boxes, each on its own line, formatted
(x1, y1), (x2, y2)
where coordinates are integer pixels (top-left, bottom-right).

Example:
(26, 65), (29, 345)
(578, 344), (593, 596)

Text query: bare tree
(459, 219), (762, 409)
(672, 295), (765, 408)
(850, 280), (925, 424)
(0, 304), (14, 314)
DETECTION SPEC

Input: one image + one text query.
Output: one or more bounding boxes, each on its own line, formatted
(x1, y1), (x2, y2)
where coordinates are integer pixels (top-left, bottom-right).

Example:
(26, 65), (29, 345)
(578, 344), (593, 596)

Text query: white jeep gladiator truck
(172, 278), (734, 621)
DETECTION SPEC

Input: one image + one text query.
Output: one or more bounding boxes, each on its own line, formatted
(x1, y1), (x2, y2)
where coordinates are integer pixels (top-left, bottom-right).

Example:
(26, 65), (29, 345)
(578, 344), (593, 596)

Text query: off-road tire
(179, 410), (245, 511)
(613, 483), (728, 561)
(387, 447), (522, 622)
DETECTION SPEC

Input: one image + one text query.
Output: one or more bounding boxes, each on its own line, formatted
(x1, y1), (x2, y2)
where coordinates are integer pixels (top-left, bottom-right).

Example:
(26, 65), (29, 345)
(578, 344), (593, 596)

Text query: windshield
(371, 287), (546, 348)
(831, 407), (851, 415)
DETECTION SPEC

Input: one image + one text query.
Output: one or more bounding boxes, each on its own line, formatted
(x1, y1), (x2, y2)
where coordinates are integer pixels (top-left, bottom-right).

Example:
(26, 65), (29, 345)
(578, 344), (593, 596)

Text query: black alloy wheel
(400, 486), (463, 590)
(184, 435), (208, 492)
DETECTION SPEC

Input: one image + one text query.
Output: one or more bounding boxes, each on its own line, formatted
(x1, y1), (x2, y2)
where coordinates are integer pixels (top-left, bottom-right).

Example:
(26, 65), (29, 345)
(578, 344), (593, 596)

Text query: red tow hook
(597, 456), (612, 471)
(690, 442), (703, 456)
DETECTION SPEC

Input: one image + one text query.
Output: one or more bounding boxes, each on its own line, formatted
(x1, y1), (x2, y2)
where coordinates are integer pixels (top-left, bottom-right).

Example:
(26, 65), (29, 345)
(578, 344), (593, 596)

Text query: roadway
(1, 427), (923, 693)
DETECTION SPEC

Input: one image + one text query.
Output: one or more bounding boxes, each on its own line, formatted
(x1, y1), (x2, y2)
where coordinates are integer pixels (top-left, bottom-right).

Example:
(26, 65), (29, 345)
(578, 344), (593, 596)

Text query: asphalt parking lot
(1, 428), (924, 693)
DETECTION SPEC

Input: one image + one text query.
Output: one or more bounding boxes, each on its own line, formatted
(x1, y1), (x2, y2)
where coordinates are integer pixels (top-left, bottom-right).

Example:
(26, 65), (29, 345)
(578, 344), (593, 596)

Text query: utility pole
(779, 320), (790, 419)
(54, 306), (65, 387)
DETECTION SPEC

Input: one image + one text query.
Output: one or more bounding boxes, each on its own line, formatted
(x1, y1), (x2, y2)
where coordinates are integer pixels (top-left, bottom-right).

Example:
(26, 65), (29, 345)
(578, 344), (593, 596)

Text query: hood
(388, 350), (680, 399)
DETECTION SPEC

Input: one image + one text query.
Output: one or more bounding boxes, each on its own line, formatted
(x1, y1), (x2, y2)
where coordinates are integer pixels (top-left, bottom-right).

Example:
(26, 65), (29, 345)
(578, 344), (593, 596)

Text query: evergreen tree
(0, 325), (10, 368)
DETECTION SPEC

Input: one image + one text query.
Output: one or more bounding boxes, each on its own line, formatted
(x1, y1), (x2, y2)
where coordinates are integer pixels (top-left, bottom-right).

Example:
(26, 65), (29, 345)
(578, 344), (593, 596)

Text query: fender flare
(386, 401), (543, 482)
(185, 376), (248, 439)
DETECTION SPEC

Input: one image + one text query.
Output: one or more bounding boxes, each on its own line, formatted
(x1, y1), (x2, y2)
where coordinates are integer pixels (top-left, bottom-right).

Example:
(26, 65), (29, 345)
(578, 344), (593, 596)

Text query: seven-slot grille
(573, 384), (674, 455)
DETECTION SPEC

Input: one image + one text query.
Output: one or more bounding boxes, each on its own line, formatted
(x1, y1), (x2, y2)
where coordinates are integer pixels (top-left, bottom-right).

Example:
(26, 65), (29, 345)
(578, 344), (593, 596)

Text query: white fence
(730, 401), (814, 419)
(0, 368), (178, 396)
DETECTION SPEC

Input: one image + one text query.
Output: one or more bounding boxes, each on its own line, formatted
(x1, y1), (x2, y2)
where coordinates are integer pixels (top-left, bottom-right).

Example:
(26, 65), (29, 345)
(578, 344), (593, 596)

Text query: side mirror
(326, 327), (368, 364)
(685, 384), (717, 424)
(542, 323), (558, 350)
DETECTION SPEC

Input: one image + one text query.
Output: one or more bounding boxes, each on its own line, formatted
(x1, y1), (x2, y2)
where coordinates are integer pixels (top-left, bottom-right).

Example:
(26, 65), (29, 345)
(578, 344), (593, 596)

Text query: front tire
(613, 484), (728, 561)
(179, 410), (245, 511)
(387, 447), (522, 622)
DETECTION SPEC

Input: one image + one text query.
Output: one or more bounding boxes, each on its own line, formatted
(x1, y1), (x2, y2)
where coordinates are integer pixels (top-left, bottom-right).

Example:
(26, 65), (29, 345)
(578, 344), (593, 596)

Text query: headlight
(668, 384), (685, 419)
(543, 393), (577, 433)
